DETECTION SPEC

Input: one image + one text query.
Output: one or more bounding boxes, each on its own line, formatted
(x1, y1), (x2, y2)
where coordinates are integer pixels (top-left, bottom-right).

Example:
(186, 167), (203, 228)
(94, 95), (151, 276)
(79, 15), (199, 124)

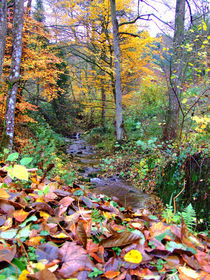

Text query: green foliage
(150, 259), (167, 271)
(112, 246), (122, 256)
(162, 203), (196, 232)
(88, 268), (103, 278)
(162, 205), (181, 224)
(182, 204), (196, 232)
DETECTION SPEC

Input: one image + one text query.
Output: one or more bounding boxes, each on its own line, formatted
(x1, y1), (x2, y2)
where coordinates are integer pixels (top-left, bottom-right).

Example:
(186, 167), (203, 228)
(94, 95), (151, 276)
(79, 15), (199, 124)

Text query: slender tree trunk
(0, 0), (7, 81)
(101, 82), (106, 127)
(5, 0), (24, 149)
(165, 0), (185, 140)
(110, 0), (123, 140)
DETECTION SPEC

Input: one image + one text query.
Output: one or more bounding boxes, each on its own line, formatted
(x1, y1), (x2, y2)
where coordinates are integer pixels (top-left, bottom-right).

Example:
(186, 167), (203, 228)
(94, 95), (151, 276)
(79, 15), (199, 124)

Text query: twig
(173, 180), (186, 215)
(55, 218), (74, 241)
(17, 239), (31, 268)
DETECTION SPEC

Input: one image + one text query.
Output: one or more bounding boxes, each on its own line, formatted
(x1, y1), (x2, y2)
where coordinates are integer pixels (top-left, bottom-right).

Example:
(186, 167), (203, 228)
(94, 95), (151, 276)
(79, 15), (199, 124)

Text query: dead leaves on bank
(0, 165), (209, 279)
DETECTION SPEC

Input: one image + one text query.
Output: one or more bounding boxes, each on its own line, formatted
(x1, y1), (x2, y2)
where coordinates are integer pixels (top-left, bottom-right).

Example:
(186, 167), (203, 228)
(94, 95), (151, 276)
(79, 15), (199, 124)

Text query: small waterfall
(75, 132), (80, 140)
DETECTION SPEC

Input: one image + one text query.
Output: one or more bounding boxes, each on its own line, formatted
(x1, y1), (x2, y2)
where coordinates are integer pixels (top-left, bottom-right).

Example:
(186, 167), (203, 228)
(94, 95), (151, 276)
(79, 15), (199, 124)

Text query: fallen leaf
(39, 211), (50, 220)
(13, 209), (29, 222)
(178, 266), (200, 279)
(130, 268), (153, 277)
(100, 229), (141, 248)
(0, 217), (13, 230)
(58, 242), (95, 278)
(0, 189), (10, 199)
(39, 268), (57, 280)
(164, 255), (180, 269)
(26, 236), (43, 247)
(18, 269), (30, 280)
(124, 249), (142, 264)
(77, 220), (87, 248)
(32, 202), (55, 215)
(11, 165), (29, 181)
(103, 270), (120, 279)
(0, 245), (16, 262)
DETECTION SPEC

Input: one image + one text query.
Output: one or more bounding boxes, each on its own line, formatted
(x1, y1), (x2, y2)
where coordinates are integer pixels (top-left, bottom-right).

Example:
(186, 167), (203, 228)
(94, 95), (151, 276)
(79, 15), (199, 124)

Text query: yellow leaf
(182, 98), (188, 104)
(0, 189), (10, 199)
(39, 211), (50, 220)
(103, 212), (116, 219)
(124, 249), (142, 263)
(35, 262), (45, 270)
(52, 232), (69, 238)
(36, 197), (45, 202)
(12, 165), (28, 181)
(202, 21), (207, 31)
(18, 270), (30, 280)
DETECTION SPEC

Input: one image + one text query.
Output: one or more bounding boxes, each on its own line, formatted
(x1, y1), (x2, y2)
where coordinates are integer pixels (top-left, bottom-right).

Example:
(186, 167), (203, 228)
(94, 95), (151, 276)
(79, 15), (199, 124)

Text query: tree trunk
(0, 0), (7, 81)
(110, 0), (123, 140)
(101, 83), (106, 127)
(165, 0), (185, 140)
(5, 0), (24, 149)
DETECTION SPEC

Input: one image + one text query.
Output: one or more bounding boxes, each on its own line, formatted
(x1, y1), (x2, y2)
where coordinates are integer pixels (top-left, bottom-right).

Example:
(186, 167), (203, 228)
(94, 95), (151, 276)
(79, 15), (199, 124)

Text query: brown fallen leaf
(32, 202), (55, 215)
(100, 229), (141, 248)
(164, 255), (180, 269)
(58, 241), (95, 278)
(0, 245), (16, 263)
(39, 268), (57, 280)
(77, 220), (87, 248)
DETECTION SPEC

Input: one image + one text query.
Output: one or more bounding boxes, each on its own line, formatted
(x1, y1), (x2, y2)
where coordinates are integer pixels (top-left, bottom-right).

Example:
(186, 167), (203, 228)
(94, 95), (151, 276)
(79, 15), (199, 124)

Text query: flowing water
(66, 133), (152, 210)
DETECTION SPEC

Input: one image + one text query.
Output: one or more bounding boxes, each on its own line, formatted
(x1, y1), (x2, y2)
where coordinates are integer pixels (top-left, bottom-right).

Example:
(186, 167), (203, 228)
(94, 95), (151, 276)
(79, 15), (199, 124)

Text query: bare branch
(119, 14), (151, 27)
(119, 13), (173, 30)
(184, 88), (210, 117)
(119, 32), (141, 38)
(185, 0), (193, 25)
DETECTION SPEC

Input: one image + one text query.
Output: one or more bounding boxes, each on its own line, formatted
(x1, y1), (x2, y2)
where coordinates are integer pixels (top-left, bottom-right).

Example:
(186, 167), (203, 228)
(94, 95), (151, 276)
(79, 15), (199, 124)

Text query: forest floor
(0, 148), (209, 280)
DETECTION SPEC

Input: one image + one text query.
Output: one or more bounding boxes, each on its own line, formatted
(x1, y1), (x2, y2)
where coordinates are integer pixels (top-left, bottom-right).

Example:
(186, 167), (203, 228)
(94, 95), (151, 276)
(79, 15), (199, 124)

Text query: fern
(181, 204), (196, 232)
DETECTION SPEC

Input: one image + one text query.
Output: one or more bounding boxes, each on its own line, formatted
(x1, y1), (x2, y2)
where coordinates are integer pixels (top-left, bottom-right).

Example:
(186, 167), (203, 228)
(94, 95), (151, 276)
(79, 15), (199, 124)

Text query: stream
(66, 133), (152, 211)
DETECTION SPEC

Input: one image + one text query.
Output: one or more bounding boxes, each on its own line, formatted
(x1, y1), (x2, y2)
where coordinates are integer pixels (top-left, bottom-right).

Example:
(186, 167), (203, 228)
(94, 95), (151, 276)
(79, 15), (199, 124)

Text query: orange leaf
(104, 270), (120, 279)
(26, 236), (43, 247)
(13, 209), (29, 222)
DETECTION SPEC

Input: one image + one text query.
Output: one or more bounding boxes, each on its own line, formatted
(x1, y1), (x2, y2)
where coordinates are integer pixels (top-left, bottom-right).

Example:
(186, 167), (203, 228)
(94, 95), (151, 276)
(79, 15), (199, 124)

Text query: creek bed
(66, 134), (153, 211)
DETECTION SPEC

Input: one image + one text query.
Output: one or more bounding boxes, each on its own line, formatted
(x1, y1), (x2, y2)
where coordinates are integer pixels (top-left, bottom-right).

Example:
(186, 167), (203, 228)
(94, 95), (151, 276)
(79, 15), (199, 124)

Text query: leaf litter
(0, 165), (209, 279)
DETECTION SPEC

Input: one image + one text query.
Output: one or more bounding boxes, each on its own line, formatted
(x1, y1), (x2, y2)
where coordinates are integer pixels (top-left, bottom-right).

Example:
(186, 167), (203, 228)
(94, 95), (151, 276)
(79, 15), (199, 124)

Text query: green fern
(181, 204), (196, 232)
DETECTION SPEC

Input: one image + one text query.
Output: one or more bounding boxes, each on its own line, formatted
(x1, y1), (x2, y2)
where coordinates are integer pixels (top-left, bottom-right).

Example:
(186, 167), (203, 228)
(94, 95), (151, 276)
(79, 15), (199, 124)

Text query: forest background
(0, 0), (209, 278)
(0, 0), (209, 225)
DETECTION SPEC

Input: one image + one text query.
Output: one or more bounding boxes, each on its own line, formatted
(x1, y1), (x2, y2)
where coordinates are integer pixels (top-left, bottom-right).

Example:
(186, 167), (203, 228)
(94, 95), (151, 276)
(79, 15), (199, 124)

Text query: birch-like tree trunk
(165, 0), (185, 140)
(0, 0), (7, 81)
(5, 0), (24, 149)
(110, 0), (123, 140)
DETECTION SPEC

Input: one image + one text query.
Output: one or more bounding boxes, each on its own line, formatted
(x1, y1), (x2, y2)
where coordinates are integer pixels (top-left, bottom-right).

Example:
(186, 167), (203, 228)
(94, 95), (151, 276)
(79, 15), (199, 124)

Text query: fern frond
(181, 204), (196, 232)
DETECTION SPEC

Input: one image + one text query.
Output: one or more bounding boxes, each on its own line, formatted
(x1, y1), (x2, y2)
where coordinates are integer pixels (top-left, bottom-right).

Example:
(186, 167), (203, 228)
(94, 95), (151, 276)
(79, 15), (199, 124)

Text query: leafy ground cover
(0, 161), (209, 280)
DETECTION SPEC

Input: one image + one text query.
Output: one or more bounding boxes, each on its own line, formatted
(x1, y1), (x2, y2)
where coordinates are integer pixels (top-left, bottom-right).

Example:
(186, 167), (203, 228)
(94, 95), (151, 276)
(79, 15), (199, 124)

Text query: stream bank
(66, 133), (154, 211)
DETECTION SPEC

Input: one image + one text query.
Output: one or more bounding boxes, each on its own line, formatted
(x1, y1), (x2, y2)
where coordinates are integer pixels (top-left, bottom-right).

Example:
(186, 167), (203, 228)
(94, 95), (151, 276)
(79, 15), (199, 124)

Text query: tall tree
(0, 0), (7, 81)
(110, 0), (123, 140)
(5, 0), (24, 149)
(165, 0), (186, 140)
